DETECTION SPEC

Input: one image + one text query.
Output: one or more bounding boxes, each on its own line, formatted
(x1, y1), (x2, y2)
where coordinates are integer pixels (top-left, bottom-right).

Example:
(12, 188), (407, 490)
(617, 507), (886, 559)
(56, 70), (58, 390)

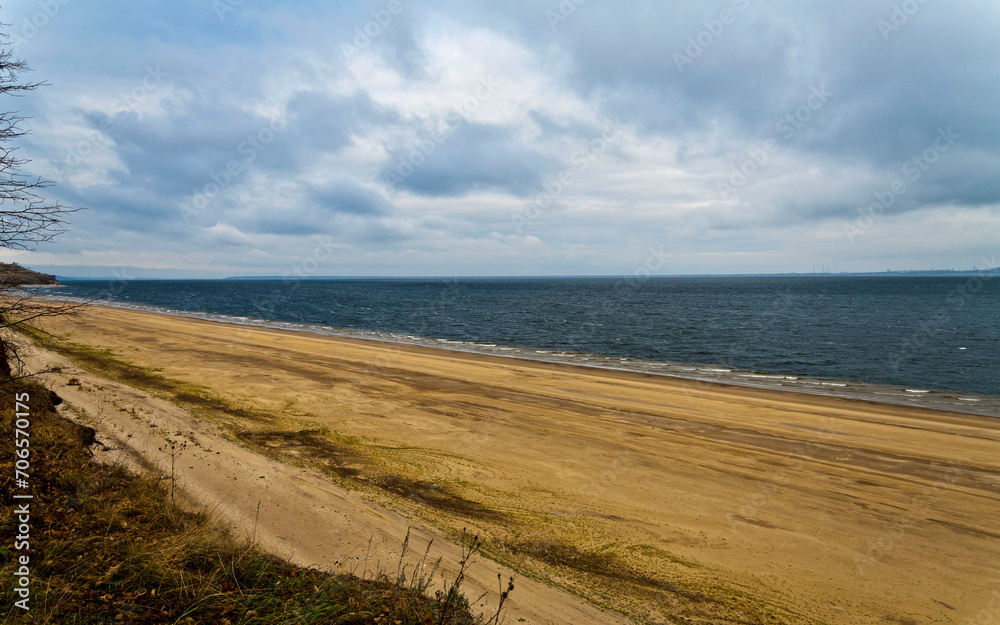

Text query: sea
(34, 275), (1000, 416)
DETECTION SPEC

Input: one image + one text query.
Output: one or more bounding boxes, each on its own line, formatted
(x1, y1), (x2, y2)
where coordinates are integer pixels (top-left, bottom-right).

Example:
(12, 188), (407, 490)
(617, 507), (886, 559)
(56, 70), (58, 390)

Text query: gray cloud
(3, 0), (996, 276)
(383, 122), (560, 197)
(308, 178), (394, 216)
(285, 90), (397, 159)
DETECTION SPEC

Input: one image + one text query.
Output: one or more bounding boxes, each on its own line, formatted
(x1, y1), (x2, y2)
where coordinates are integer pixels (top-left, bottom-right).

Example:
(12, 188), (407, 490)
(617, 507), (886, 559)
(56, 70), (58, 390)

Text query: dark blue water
(40, 275), (999, 403)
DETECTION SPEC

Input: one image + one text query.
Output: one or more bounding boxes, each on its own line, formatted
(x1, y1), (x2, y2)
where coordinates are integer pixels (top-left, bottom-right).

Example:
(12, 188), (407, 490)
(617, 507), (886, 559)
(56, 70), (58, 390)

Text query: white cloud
(2, 0), (996, 276)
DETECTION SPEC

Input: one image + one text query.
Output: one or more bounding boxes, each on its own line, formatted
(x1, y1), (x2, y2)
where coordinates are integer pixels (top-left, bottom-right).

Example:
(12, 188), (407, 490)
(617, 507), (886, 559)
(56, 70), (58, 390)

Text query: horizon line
(48, 268), (1000, 281)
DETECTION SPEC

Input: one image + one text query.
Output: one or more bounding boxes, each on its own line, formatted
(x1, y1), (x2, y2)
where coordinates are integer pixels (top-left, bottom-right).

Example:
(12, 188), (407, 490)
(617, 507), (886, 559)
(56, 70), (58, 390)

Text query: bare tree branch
(0, 27), (86, 381)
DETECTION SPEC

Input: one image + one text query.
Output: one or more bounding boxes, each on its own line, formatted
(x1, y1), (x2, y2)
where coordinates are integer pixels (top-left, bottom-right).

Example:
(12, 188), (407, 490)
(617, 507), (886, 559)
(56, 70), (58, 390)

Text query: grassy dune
(0, 376), (502, 624)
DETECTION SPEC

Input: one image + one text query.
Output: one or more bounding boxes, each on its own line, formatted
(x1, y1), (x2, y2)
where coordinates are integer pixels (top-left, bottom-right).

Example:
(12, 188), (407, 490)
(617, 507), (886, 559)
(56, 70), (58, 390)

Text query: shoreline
(22, 301), (1000, 624)
(38, 295), (1000, 418)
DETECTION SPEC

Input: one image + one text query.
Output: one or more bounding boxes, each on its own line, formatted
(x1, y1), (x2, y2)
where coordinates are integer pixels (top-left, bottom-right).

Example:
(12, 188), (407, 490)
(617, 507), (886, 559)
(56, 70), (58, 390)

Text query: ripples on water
(36, 275), (1000, 416)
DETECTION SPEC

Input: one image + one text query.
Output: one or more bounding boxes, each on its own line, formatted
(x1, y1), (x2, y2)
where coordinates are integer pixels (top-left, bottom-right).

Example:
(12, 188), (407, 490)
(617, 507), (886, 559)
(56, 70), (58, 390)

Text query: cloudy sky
(1, 0), (998, 277)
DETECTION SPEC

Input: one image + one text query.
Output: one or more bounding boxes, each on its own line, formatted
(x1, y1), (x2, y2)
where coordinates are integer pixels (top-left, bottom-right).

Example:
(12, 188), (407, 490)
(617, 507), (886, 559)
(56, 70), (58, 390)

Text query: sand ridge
(20, 304), (1000, 624)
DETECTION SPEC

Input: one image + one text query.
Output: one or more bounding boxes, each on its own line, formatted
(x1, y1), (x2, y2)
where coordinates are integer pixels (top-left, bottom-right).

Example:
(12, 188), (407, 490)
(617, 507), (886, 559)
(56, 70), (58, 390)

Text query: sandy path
(21, 304), (1000, 624)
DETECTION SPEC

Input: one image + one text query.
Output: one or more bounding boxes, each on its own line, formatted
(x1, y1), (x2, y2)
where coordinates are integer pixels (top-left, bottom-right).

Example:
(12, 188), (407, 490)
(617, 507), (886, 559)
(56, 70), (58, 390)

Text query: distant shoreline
(34, 296), (1000, 418)
(0, 261), (59, 286)
(44, 268), (1000, 281)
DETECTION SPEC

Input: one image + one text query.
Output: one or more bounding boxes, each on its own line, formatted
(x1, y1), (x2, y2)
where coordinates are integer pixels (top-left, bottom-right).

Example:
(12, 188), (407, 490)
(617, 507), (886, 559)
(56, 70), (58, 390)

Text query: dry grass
(0, 377), (504, 624)
(17, 324), (814, 624)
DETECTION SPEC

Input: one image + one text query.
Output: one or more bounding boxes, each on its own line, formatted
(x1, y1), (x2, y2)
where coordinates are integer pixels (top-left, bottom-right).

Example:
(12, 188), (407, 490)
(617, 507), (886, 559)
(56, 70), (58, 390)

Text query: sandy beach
(20, 303), (1000, 624)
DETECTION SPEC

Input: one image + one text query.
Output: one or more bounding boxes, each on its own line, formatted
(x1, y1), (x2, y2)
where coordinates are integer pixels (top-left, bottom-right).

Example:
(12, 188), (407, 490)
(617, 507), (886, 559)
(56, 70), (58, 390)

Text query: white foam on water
(32, 293), (1000, 418)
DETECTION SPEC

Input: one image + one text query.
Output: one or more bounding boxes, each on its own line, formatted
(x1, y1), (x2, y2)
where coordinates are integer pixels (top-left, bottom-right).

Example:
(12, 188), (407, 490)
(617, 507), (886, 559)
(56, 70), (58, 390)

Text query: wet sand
(24, 304), (1000, 624)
